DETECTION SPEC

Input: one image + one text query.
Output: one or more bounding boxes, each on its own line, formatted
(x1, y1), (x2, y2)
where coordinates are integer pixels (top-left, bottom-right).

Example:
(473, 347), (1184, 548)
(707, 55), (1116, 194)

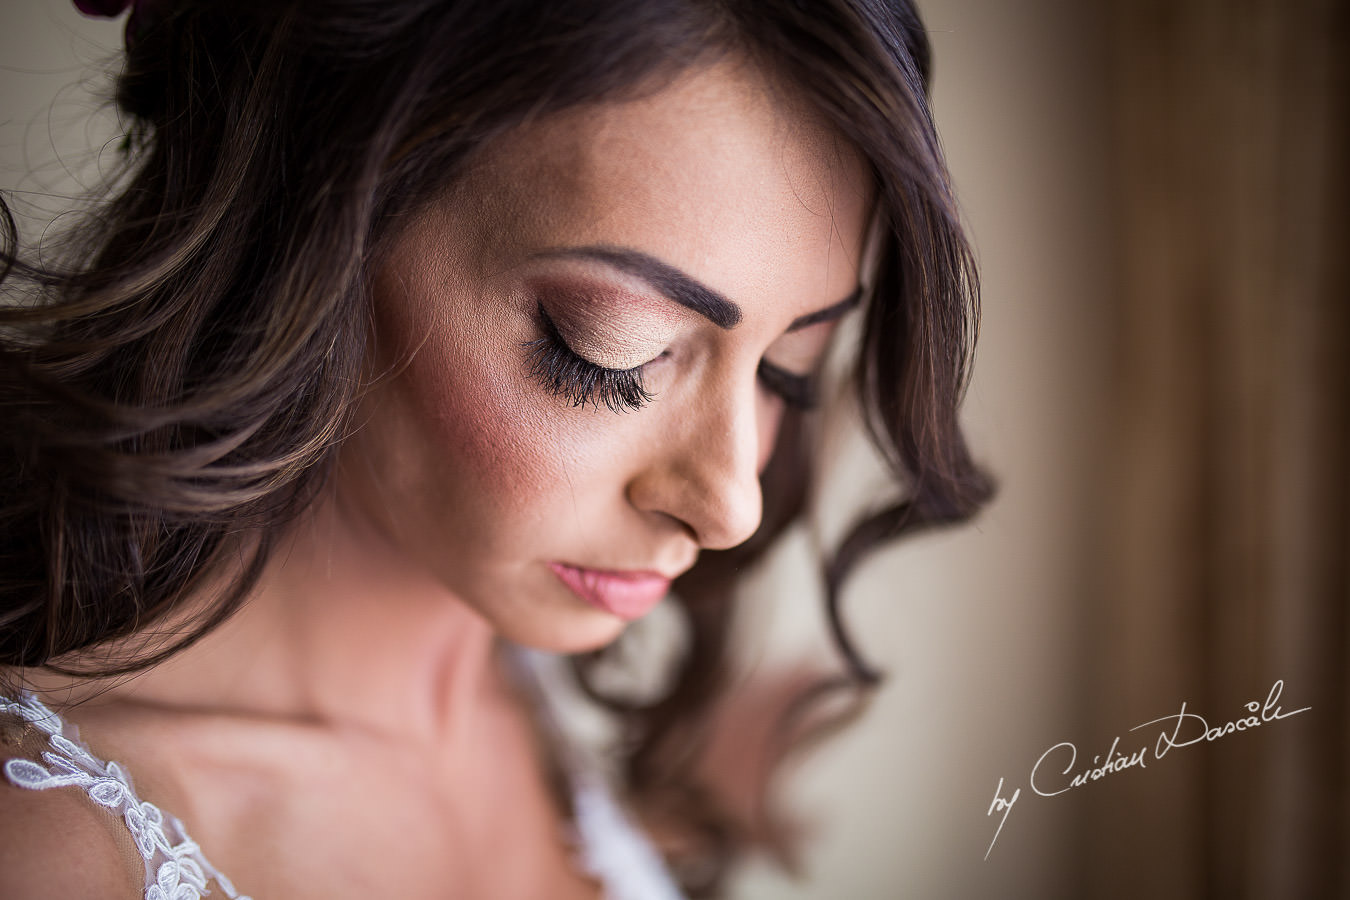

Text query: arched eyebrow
(787, 287), (862, 331)
(536, 245), (861, 332)
(538, 245), (741, 328)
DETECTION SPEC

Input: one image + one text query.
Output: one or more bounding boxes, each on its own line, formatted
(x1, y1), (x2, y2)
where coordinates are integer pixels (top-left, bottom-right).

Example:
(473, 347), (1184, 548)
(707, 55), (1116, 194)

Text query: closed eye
(757, 360), (816, 410)
(527, 300), (820, 413)
(524, 302), (654, 412)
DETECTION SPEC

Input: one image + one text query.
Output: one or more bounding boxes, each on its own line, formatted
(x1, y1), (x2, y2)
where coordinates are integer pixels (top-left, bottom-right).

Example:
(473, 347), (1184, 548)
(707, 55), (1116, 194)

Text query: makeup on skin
(520, 244), (862, 414)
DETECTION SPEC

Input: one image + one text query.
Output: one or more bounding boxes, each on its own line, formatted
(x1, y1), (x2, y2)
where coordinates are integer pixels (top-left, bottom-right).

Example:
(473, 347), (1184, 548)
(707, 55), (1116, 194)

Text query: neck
(31, 497), (506, 747)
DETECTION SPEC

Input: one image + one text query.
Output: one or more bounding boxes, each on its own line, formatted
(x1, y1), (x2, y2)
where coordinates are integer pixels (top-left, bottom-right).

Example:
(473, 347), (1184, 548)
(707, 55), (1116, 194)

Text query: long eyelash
(757, 360), (818, 410)
(524, 303), (654, 413)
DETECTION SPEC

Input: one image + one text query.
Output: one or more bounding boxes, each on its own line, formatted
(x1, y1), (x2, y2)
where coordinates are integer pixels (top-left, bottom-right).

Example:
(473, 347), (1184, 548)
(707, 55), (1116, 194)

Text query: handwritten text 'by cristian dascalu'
(984, 679), (1311, 860)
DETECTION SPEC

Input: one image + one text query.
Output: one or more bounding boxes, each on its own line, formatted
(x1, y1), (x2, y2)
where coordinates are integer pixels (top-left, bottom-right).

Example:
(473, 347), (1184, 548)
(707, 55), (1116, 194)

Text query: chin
(509, 615), (630, 656)
(556, 629), (629, 655)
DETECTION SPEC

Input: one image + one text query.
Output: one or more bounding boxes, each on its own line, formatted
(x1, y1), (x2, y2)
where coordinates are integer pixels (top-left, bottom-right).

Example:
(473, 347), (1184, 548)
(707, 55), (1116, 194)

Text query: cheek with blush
(398, 337), (566, 529)
(362, 269), (565, 545)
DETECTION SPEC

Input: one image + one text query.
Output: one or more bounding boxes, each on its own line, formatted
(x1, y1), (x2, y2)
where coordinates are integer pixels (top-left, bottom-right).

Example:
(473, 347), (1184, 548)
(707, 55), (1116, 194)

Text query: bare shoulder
(0, 753), (144, 899)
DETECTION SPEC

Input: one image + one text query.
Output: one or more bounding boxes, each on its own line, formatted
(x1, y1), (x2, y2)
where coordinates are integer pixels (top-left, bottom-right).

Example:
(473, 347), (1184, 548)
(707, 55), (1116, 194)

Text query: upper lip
(555, 559), (693, 582)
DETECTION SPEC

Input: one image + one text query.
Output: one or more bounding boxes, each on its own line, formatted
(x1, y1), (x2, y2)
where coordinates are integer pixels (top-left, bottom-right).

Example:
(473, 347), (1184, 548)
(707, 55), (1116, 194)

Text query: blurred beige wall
(1, 2), (1114, 898)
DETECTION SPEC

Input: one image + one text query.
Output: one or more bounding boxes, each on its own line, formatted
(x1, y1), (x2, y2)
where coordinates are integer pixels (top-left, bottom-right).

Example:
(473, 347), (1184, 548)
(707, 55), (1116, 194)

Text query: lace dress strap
(0, 693), (250, 900)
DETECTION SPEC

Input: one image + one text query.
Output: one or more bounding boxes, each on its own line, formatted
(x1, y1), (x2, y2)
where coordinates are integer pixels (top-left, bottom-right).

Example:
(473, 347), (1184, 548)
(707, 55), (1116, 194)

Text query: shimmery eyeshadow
(528, 273), (688, 371)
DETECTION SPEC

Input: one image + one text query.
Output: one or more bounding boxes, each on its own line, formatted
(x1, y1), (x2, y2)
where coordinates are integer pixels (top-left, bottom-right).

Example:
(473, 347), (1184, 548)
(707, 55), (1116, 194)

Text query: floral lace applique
(1, 693), (250, 900)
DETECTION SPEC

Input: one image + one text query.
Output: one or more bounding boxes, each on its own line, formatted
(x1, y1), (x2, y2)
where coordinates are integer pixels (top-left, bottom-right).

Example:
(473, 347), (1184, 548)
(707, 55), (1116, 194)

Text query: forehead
(450, 59), (871, 308)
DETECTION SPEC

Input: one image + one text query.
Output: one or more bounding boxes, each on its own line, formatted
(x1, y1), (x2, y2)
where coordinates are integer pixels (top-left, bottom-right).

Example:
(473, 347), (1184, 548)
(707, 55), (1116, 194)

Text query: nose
(626, 373), (770, 551)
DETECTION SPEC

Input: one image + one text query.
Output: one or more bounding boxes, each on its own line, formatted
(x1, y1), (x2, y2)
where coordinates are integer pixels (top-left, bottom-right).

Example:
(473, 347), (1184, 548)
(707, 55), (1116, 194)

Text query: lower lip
(548, 563), (672, 621)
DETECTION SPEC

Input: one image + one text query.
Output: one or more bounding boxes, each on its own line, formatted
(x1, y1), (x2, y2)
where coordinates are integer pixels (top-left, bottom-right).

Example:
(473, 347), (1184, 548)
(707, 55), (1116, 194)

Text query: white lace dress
(0, 658), (686, 900)
(1, 692), (248, 900)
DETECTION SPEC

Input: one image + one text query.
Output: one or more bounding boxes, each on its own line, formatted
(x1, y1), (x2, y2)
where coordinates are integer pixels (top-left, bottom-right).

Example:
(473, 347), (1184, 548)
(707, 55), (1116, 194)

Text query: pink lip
(549, 562), (673, 621)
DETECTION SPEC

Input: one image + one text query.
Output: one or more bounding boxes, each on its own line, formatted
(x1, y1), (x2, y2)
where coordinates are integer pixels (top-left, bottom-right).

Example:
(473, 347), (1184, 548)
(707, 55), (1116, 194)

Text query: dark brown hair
(0, 0), (991, 894)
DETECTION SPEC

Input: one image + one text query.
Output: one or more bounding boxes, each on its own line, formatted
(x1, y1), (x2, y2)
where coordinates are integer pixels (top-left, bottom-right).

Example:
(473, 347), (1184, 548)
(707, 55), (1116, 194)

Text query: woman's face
(342, 59), (871, 652)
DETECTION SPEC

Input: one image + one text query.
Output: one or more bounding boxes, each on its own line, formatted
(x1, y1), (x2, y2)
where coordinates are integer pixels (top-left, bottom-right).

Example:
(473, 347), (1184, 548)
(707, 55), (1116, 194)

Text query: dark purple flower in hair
(74, 0), (134, 16)
(73, 0), (158, 51)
